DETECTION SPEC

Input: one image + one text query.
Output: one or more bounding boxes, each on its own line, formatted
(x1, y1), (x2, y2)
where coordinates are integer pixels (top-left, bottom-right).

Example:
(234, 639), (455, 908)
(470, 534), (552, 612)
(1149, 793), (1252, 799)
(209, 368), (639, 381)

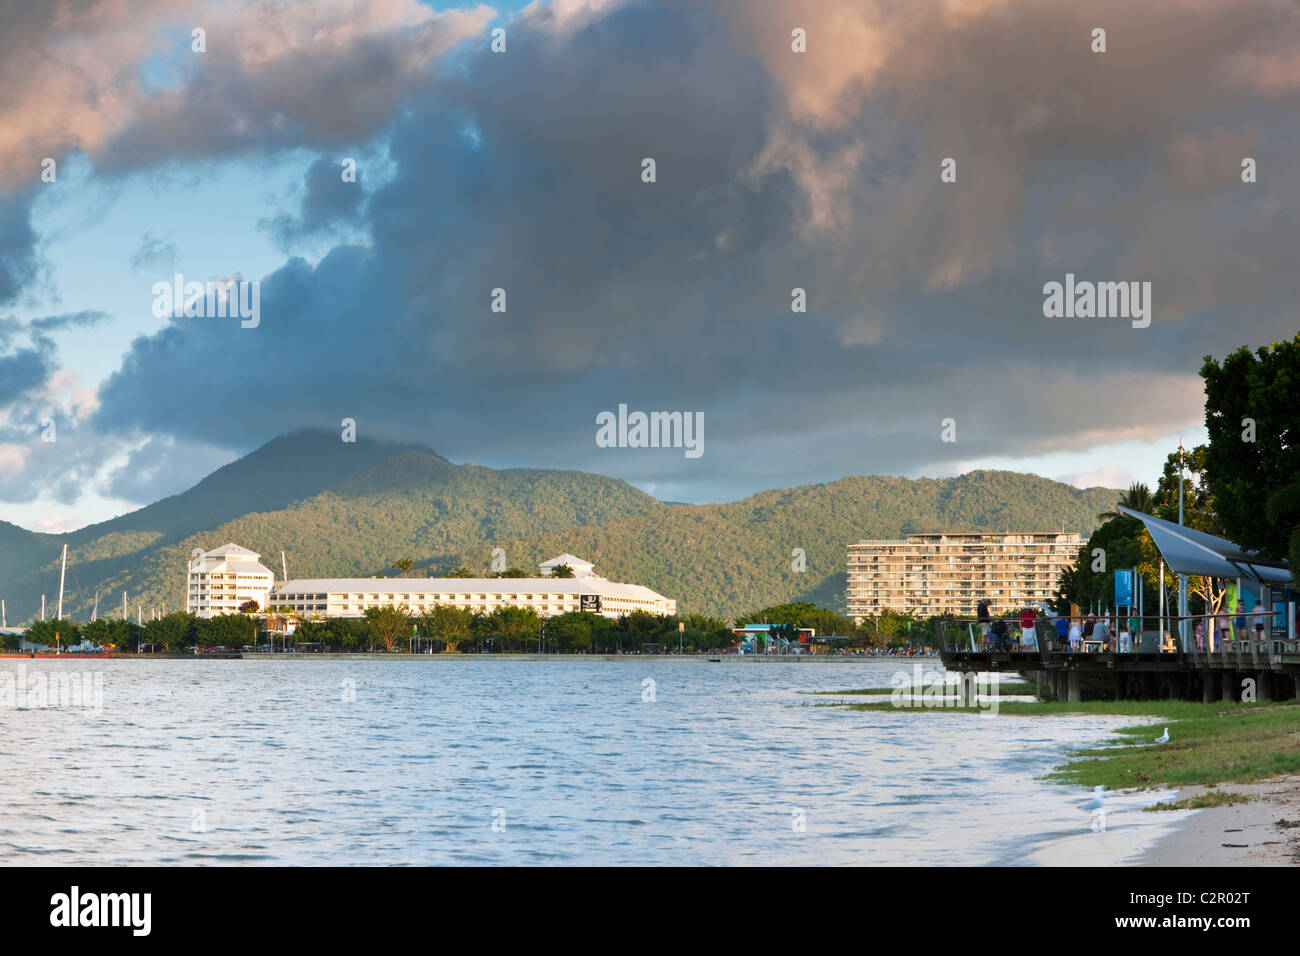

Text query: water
(0, 659), (1186, 865)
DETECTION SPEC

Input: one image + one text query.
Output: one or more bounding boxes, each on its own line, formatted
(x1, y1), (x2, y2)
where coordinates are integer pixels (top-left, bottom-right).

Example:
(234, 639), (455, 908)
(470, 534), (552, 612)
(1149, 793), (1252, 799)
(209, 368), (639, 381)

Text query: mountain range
(0, 430), (1122, 623)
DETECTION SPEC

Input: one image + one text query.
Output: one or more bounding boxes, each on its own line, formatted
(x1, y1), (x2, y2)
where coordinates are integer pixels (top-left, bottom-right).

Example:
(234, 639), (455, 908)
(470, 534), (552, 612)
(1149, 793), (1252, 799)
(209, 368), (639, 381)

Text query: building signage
(580, 594), (602, 613)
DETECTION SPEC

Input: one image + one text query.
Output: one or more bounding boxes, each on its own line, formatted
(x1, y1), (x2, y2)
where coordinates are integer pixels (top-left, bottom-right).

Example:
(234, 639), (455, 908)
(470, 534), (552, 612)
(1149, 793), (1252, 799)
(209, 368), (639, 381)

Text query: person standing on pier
(977, 600), (992, 648)
(1019, 606), (1037, 649)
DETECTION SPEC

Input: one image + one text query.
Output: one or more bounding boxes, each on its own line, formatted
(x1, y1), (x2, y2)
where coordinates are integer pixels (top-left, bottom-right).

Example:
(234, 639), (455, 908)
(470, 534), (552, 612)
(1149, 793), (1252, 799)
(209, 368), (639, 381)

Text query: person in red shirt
(1020, 607), (1037, 649)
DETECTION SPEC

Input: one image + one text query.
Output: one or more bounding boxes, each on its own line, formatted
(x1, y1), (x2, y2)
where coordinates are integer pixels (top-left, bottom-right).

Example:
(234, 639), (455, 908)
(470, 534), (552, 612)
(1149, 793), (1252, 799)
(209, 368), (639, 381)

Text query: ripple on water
(0, 658), (1169, 865)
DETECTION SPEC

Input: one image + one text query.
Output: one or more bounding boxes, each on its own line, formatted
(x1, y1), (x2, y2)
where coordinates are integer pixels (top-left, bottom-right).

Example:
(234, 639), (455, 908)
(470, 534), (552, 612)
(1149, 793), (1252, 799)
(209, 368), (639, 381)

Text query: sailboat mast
(57, 543), (67, 620)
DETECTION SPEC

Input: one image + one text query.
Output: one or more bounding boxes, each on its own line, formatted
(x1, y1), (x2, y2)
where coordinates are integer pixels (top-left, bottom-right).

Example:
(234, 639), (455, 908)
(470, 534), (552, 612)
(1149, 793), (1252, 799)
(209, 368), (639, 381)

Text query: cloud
(1066, 466), (1137, 491)
(129, 233), (178, 271)
(104, 434), (234, 502)
(18, 0), (1300, 511)
(263, 155), (366, 246)
(0, 0), (494, 190)
(28, 310), (110, 332)
(0, 192), (40, 305)
(0, 346), (54, 408)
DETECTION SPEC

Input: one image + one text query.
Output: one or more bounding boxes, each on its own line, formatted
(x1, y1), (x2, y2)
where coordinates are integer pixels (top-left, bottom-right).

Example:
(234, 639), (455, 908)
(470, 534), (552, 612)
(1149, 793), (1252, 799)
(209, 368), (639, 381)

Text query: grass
(1047, 702), (1300, 792)
(836, 689), (1300, 795)
(1143, 790), (1250, 812)
(813, 679), (1037, 696)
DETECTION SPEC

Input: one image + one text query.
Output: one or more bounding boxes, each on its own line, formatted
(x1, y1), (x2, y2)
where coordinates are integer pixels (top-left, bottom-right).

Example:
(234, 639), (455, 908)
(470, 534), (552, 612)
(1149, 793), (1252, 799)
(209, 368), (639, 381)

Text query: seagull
(1155, 727), (1170, 744)
(1081, 785), (1106, 812)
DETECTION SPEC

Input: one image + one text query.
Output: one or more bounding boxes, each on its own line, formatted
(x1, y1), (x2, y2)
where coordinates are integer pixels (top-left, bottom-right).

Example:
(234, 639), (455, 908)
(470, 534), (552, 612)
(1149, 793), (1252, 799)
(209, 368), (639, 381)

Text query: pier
(937, 615), (1300, 702)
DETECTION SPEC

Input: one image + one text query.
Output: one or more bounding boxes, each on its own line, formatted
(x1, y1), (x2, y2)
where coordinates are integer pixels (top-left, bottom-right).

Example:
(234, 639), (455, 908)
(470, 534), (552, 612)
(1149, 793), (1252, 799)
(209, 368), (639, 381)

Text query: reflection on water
(0, 659), (1179, 865)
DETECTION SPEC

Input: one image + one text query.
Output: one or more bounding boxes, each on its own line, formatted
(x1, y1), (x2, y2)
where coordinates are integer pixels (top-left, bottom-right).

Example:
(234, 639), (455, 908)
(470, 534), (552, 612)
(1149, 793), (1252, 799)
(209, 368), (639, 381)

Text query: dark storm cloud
(264, 155), (366, 246)
(28, 310), (110, 332)
(0, 346), (52, 407)
(0, 193), (39, 306)
(70, 0), (1300, 501)
(104, 434), (233, 502)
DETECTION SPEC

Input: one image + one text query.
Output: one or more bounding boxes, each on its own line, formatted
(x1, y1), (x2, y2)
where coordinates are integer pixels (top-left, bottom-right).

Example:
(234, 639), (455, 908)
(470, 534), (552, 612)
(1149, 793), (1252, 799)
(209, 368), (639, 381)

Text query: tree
(544, 611), (598, 651)
(418, 605), (476, 651)
(1098, 482), (1156, 522)
(491, 567), (529, 579)
(445, 566), (475, 578)
(238, 599), (259, 614)
(1065, 517), (1164, 612)
(391, 558), (414, 577)
(142, 612), (196, 650)
(24, 618), (82, 647)
(550, 563), (576, 579)
(1153, 444), (1217, 532)
(364, 606), (410, 653)
(1201, 335), (1300, 576)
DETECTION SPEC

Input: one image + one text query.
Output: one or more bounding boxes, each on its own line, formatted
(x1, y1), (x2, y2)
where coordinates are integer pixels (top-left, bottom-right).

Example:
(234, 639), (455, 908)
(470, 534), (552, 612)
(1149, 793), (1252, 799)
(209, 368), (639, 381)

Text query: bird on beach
(1155, 727), (1170, 744)
(1081, 785), (1106, 812)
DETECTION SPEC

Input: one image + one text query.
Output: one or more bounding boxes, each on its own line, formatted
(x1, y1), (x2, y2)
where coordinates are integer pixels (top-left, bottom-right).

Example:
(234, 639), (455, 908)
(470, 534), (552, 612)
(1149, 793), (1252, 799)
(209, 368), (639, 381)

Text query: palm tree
(1099, 482), (1155, 522)
(391, 557), (415, 578)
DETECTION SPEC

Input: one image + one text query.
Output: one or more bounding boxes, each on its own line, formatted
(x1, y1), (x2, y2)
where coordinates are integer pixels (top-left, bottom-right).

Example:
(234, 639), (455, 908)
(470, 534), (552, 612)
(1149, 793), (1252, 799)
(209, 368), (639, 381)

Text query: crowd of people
(974, 600), (1151, 653)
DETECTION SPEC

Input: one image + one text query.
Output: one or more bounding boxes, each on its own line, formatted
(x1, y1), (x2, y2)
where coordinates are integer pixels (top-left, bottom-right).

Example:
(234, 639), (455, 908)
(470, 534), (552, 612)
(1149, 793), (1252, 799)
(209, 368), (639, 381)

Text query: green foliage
(0, 431), (1122, 623)
(1201, 335), (1300, 574)
(1098, 482), (1155, 521)
(23, 618), (82, 647)
(1154, 444), (1217, 532)
(1066, 517), (1162, 610)
(417, 605), (476, 649)
(550, 564), (576, 578)
(363, 605), (411, 652)
(82, 617), (142, 648)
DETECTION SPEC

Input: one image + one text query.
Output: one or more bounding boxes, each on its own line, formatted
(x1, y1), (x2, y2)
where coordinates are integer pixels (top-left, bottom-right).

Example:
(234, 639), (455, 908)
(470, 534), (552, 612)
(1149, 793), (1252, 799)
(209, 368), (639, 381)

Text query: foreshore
(1133, 777), (1300, 866)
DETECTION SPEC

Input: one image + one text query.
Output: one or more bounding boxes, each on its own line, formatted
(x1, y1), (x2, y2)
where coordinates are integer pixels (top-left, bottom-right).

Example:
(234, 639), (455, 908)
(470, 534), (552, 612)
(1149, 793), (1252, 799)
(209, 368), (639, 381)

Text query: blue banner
(1114, 570), (1133, 607)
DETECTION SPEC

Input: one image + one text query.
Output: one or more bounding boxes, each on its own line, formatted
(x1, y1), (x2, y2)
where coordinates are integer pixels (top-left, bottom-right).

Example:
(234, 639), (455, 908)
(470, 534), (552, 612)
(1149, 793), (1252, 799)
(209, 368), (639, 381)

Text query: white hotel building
(188, 546), (675, 620)
(187, 544), (277, 618)
(846, 532), (1084, 618)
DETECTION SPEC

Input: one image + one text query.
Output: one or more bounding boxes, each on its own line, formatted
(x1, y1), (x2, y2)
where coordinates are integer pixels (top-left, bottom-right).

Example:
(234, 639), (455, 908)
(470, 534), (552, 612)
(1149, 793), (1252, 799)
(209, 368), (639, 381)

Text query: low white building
(270, 554), (675, 620)
(186, 543), (276, 619)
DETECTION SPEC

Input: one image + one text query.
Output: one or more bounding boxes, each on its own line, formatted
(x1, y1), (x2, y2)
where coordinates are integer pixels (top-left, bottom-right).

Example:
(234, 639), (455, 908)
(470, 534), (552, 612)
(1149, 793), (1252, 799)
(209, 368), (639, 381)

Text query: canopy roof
(1117, 507), (1291, 584)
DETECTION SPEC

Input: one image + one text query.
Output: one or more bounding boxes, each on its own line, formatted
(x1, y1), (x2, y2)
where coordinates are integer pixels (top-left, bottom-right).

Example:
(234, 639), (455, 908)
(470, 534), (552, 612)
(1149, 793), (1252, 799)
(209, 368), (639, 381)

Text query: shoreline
(1132, 777), (1300, 866)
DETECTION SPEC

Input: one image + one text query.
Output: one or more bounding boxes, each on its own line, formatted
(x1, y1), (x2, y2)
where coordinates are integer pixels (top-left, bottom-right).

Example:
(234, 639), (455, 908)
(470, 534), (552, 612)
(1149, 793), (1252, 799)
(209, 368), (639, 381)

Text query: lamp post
(1177, 438), (1189, 652)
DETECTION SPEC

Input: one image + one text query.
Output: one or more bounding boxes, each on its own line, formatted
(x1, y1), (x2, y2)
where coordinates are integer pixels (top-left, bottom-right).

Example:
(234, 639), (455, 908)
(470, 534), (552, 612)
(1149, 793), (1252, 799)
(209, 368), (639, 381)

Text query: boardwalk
(937, 618), (1300, 702)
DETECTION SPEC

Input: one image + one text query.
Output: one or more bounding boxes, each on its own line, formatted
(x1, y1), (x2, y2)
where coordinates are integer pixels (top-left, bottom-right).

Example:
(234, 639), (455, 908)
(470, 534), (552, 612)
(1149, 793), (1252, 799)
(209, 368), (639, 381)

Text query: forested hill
(0, 431), (1120, 622)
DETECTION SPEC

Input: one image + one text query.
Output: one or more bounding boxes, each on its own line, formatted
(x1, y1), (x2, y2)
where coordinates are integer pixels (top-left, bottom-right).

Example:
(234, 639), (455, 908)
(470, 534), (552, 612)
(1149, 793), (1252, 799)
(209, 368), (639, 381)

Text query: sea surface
(0, 658), (1188, 865)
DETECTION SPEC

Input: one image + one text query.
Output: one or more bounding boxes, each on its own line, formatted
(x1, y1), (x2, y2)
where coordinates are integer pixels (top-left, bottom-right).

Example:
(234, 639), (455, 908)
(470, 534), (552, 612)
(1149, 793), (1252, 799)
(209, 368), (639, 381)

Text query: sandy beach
(1134, 776), (1300, 866)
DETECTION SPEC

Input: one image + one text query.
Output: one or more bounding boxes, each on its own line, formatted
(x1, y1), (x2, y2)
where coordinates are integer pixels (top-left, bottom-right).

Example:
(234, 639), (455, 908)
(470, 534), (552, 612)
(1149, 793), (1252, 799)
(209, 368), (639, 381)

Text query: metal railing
(938, 607), (1295, 668)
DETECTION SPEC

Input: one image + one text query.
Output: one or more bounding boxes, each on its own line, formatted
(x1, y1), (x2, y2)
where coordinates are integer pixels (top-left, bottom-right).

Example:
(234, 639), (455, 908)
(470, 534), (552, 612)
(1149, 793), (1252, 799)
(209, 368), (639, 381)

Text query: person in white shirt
(1068, 618), (1082, 653)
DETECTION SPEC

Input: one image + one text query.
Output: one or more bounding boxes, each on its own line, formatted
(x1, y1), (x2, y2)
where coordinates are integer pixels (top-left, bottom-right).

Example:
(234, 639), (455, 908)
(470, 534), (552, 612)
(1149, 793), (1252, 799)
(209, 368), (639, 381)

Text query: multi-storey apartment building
(269, 554), (675, 620)
(846, 532), (1084, 619)
(186, 543), (277, 618)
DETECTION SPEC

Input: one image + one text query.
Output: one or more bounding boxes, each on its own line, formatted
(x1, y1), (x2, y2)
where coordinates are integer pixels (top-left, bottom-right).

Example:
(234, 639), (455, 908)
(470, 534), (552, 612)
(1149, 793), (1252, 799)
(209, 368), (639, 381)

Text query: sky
(1, 0), (1295, 532)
